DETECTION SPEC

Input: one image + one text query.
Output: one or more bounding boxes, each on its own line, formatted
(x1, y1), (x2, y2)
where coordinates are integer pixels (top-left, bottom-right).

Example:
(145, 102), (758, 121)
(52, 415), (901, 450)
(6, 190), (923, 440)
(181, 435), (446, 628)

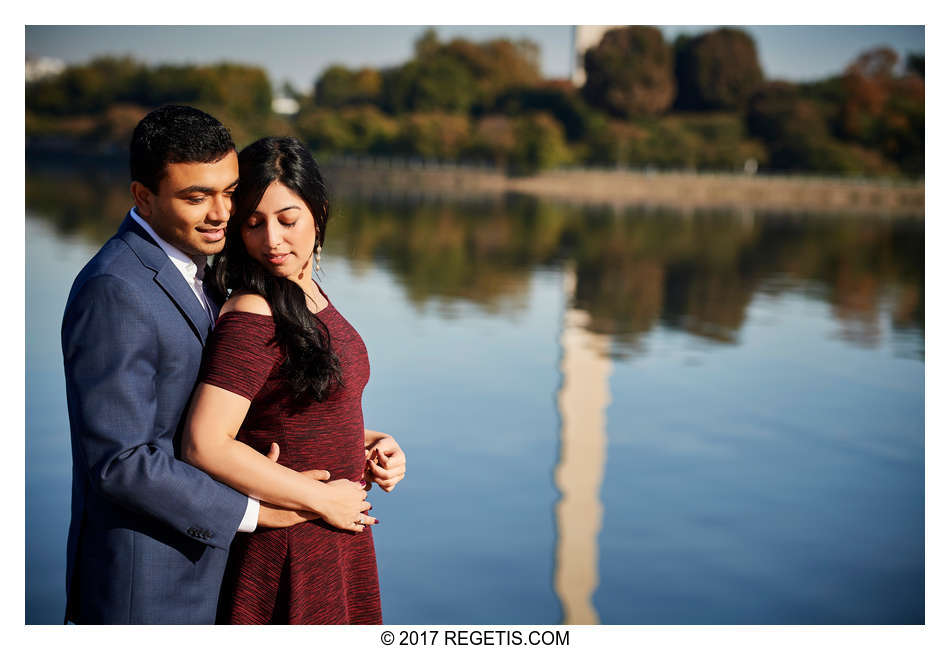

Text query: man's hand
(363, 434), (406, 493)
(257, 443), (330, 529)
(257, 502), (319, 528)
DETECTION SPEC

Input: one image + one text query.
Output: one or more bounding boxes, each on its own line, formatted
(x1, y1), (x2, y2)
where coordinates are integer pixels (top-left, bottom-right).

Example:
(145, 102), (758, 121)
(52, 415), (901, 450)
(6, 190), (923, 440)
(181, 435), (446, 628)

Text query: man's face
(136, 151), (239, 257)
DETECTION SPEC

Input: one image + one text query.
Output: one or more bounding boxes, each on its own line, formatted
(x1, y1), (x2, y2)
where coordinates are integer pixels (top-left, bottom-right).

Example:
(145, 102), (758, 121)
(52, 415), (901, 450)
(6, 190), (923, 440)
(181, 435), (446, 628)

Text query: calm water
(25, 163), (924, 624)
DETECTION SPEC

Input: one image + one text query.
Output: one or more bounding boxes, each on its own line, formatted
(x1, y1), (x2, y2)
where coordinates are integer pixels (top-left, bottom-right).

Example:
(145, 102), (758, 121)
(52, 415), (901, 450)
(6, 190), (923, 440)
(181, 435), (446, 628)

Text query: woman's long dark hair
(212, 136), (342, 403)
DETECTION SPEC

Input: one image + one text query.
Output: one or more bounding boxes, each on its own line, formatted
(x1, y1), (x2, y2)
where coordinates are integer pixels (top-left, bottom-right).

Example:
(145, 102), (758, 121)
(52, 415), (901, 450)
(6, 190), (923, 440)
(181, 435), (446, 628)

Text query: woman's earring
(314, 243), (322, 272)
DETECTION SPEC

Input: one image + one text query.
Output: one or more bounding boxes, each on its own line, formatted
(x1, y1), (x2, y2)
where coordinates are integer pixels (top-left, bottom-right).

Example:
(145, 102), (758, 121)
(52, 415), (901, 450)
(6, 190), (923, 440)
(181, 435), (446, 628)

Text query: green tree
(511, 112), (572, 173)
(196, 63), (272, 122)
(340, 105), (399, 153)
(491, 81), (598, 142)
(139, 64), (204, 106)
(314, 65), (382, 108)
(380, 58), (477, 114)
(391, 112), (471, 159)
(379, 29), (541, 115)
(674, 28), (764, 110)
(582, 26), (675, 117)
(581, 117), (645, 166)
(295, 108), (354, 154)
(27, 56), (146, 115)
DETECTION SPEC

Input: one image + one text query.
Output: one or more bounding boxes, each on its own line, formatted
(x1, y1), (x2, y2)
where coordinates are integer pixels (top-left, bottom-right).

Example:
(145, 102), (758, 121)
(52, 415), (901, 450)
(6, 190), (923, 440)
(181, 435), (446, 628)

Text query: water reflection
(25, 160), (924, 624)
(554, 266), (609, 624)
(26, 162), (924, 361)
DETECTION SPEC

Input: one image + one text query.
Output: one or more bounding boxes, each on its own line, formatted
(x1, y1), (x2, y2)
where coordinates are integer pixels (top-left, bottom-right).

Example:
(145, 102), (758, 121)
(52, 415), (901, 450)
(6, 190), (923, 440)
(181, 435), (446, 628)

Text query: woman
(181, 136), (404, 624)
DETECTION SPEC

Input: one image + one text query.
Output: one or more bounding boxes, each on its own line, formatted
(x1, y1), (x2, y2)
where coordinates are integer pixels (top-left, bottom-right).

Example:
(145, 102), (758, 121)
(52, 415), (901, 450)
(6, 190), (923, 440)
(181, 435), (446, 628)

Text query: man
(61, 105), (322, 624)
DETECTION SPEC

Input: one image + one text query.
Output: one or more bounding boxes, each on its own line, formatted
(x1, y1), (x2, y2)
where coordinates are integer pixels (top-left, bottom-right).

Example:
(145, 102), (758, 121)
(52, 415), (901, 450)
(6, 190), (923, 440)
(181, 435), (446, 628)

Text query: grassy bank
(321, 157), (924, 217)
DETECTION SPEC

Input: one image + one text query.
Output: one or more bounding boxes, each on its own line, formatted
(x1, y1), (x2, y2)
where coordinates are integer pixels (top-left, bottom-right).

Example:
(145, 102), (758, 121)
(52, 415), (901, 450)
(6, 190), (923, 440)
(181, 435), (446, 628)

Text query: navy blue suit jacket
(61, 214), (248, 624)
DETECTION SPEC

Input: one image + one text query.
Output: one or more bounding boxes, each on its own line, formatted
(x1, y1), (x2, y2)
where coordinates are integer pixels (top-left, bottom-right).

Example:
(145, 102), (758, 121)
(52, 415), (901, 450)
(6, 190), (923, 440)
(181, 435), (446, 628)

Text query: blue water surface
(24, 203), (924, 624)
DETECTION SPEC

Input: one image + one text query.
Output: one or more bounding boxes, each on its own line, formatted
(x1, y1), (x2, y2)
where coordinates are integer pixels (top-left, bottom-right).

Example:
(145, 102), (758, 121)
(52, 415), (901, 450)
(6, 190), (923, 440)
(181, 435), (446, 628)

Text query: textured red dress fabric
(199, 289), (382, 625)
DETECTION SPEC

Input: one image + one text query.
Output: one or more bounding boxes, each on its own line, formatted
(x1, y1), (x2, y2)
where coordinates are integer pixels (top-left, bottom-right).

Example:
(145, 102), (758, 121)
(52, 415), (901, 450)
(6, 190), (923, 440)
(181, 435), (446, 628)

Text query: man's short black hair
(130, 105), (235, 193)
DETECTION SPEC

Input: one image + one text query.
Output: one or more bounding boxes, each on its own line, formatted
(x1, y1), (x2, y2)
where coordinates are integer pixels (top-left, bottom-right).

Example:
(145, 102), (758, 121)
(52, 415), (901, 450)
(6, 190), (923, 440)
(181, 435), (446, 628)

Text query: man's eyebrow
(175, 178), (239, 195)
(175, 185), (214, 195)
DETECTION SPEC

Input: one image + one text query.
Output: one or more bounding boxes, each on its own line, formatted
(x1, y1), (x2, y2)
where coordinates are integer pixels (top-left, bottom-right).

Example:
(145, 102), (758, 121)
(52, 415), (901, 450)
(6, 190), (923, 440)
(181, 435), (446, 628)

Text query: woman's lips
(264, 253), (290, 264)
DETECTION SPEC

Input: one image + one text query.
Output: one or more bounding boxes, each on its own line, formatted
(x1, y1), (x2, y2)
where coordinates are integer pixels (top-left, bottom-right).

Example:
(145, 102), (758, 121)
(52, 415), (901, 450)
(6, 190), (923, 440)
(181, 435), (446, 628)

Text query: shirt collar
(129, 207), (207, 281)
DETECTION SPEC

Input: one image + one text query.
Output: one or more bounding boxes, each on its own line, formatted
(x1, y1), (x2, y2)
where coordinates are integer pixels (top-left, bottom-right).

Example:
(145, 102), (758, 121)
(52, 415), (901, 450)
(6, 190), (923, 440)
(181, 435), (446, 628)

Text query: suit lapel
(118, 213), (214, 345)
(154, 265), (214, 345)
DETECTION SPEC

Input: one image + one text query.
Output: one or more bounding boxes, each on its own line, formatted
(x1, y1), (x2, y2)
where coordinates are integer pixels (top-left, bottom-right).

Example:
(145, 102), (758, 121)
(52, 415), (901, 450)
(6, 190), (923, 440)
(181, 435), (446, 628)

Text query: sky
(24, 25), (925, 93)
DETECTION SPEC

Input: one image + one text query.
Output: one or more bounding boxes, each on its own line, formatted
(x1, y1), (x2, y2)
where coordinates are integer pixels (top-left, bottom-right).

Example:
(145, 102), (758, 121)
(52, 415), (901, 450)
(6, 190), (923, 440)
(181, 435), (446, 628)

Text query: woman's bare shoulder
(220, 291), (273, 316)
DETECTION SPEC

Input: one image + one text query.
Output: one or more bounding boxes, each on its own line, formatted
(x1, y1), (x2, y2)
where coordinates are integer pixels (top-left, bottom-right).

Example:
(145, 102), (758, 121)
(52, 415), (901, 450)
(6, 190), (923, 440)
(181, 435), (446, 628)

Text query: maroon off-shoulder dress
(199, 288), (382, 625)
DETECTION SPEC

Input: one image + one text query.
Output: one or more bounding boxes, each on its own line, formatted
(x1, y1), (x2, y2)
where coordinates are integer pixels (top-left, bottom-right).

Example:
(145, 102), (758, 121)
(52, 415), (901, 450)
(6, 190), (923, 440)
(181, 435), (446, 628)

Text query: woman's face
(241, 181), (318, 284)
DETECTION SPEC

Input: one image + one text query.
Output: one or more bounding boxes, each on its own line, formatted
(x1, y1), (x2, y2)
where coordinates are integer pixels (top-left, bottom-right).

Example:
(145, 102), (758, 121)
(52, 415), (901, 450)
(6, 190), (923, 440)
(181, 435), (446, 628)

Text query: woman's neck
(293, 276), (325, 314)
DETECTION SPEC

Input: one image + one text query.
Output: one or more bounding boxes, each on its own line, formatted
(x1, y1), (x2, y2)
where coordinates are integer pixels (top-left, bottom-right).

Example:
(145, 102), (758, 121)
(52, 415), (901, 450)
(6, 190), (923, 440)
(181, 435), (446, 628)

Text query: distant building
(25, 56), (65, 83)
(271, 96), (300, 115)
(571, 26), (623, 87)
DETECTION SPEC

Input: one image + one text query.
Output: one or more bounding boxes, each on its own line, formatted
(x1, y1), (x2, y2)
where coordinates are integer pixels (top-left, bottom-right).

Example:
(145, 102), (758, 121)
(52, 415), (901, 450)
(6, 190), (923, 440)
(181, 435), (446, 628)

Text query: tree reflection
(26, 163), (923, 358)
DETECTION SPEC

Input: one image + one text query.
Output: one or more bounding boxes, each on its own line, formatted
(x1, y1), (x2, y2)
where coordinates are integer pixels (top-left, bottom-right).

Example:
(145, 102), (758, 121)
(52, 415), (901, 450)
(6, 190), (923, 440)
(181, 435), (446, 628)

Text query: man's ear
(130, 181), (154, 218)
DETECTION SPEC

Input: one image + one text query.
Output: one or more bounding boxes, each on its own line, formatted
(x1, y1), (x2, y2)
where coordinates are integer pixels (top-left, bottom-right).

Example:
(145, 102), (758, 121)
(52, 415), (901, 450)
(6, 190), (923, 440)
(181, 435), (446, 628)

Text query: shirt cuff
(237, 496), (260, 533)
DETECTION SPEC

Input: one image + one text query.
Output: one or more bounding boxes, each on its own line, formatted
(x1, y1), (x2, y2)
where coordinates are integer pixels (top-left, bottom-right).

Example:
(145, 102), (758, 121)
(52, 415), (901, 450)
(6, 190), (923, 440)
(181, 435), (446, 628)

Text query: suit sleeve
(62, 273), (248, 550)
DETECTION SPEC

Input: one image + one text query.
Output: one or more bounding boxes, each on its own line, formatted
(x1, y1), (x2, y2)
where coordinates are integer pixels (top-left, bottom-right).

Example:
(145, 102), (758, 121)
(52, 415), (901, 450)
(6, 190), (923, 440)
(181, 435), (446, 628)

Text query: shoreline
(322, 160), (924, 218)
(26, 148), (925, 217)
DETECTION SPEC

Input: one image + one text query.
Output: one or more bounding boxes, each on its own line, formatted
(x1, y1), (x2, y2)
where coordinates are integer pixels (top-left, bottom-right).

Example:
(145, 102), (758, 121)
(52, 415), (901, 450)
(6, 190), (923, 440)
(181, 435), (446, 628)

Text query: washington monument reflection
(554, 265), (610, 624)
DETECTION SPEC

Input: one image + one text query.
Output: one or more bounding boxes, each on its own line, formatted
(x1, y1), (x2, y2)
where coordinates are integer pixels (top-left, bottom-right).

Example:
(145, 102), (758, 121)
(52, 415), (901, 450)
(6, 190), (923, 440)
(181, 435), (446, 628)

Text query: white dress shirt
(129, 207), (260, 533)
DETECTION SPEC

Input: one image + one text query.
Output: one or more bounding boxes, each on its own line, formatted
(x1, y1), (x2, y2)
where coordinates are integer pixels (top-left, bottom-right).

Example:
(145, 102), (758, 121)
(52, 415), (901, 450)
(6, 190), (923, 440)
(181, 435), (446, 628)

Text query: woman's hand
(363, 433), (406, 493)
(317, 479), (377, 532)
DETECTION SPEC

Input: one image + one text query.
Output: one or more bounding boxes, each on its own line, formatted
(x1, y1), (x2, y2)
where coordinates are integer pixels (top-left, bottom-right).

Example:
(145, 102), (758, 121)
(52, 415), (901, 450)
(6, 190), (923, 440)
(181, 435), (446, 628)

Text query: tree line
(26, 27), (924, 177)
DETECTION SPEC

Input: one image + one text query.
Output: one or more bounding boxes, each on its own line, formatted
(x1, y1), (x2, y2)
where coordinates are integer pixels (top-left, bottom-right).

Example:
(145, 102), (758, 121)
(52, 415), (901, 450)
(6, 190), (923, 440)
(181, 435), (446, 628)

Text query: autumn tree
(467, 115), (517, 167)
(582, 26), (675, 117)
(674, 28), (764, 111)
(746, 81), (895, 175)
(439, 35), (541, 104)
(847, 48), (922, 175)
(847, 47), (899, 79)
